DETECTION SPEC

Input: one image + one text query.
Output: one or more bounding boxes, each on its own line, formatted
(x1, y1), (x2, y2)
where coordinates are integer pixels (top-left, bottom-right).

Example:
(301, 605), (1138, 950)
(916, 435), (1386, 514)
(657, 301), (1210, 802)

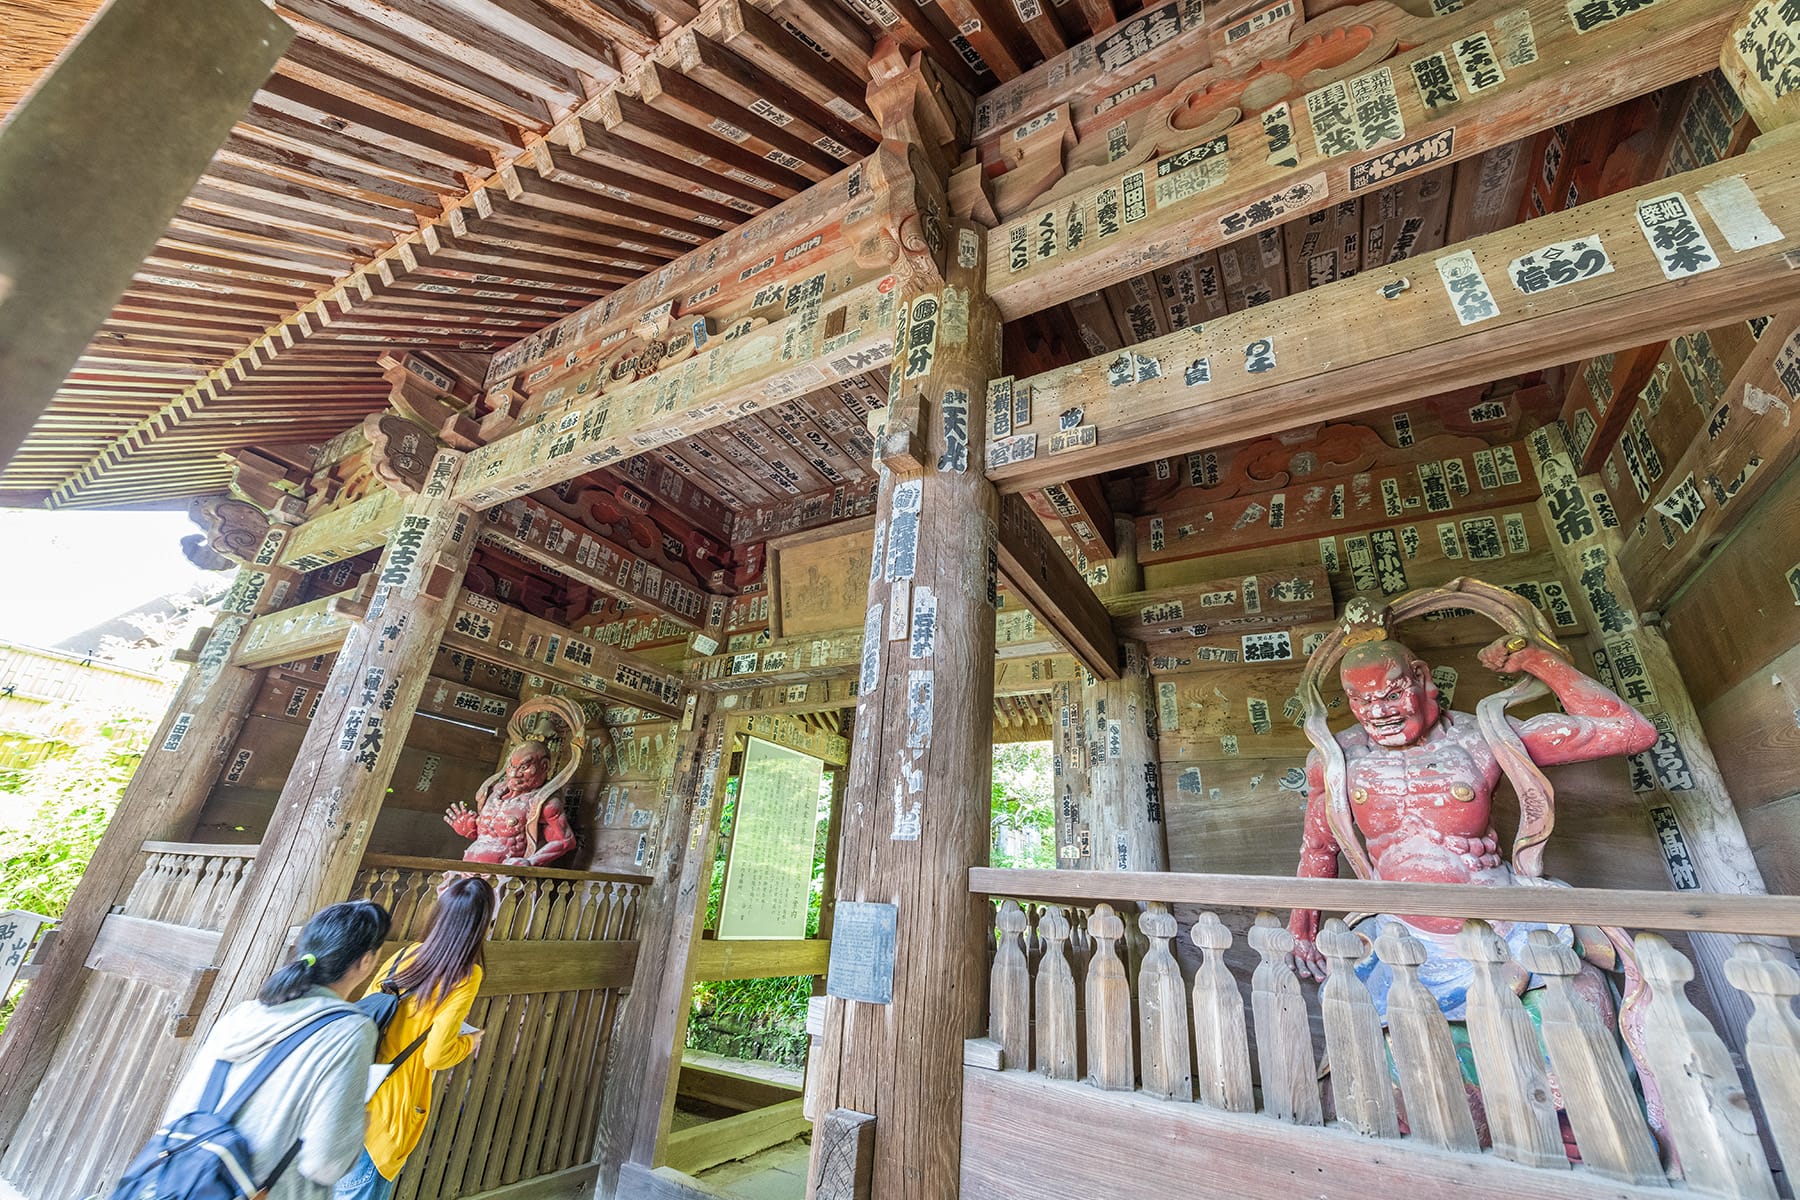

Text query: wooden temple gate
(2, 0), (1800, 1196)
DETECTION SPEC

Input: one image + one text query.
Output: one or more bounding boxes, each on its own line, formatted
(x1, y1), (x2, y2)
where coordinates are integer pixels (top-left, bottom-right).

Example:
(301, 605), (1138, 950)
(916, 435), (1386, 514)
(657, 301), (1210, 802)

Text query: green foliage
(991, 741), (1055, 869)
(0, 705), (152, 1033)
(688, 771), (829, 1068)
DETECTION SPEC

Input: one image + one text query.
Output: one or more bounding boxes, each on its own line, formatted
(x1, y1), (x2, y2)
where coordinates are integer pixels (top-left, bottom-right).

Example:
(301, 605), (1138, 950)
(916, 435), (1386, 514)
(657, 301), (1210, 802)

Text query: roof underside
(0, 0), (1730, 513)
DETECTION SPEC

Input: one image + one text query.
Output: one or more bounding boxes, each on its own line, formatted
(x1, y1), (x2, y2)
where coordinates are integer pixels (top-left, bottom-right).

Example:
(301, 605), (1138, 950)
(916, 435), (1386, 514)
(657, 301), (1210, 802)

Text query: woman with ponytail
(335, 875), (495, 1200)
(158, 900), (391, 1199)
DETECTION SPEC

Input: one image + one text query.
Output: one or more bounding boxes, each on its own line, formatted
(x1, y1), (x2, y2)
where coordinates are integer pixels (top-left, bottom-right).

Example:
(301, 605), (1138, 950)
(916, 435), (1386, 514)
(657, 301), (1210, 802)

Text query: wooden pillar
(0, 518), (300, 1146)
(595, 690), (724, 1197)
(1526, 425), (1774, 1043)
(1054, 517), (1166, 873)
(806, 202), (999, 1194)
(187, 452), (478, 1029)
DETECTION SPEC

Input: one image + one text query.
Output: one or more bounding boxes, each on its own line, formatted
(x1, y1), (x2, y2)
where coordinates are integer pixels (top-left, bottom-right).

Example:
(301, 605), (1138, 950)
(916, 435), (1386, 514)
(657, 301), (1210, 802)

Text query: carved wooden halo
(1295, 578), (1566, 882)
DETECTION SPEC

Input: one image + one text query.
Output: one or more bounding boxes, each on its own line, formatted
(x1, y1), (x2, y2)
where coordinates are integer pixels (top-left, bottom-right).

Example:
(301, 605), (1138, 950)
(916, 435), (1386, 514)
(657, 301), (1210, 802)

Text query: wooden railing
(348, 856), (650, 1200)
(2, 843), (259, 1200)
(968, 869), (1800, 1200)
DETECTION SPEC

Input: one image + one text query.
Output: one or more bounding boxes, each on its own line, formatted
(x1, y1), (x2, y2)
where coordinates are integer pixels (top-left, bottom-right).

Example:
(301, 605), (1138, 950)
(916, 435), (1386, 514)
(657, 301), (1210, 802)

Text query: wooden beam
(962, 1068), (1677, 1200)
(84, 913), (221, 993)
(440, 589), (687, 719)
(995, 493), (1122, 679)
(983, 0), (1746, 320)
(677, 1061), (803, 1112)
(691, 938), (830, 982)
(986, 131), (1800, 491)
(661, 1099), (810, 1176)
(457, 276), (898, 507)
(1624, 306), (1800, 610)
(969, 868), (1800, 936)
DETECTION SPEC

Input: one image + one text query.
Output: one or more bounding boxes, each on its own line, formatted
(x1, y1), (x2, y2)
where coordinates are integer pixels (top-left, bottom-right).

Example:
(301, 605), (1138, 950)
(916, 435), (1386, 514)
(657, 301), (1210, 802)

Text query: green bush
(0, 707), (151, 1033)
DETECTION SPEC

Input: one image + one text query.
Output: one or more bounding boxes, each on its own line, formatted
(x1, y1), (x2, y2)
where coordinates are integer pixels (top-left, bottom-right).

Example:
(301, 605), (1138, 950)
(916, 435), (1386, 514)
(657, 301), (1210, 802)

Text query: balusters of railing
(1247, 914), (1321, 1125)
(1035, 904), (1079, 1081)
(135, 852), (178, 918)
(1515, 929), (1664, 1186)
(1456, 921), (1562, 1167)
(1724, 941), (1800, 1180)
(1189, 911), (1252, 1113)
(1375, 925), (1479, 1152)
(368, 867), (404, 929)
(195, 858), (235, 932)
(1137, 903), (1190, 1102)
(601, 880), (628, 941)
(1635, 934), (1776, 1199)
(1085, 904), (1134, 1090)
(491, 875), (525, 943)
(190, 853), (231, 924)
(1317, 918), (1397, 1138)
(990, 900), (1031, 1070)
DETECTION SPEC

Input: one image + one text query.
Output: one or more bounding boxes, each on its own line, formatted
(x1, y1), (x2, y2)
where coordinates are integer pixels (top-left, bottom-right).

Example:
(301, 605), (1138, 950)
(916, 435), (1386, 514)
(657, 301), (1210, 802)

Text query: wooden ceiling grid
(1, 0), (1748, 529)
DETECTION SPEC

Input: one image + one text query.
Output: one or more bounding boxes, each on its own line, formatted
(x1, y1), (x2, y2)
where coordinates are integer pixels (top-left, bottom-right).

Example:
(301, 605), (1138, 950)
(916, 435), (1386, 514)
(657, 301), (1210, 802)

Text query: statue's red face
(1342, 654), (1435, 748)
(506, 749), (550, 792)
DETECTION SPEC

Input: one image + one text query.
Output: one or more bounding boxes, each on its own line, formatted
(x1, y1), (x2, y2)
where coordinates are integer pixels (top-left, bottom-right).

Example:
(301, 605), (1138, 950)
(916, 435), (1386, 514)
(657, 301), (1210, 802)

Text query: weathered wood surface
(1247, 915), (1320, 1125)
(3, 846), (254, 1195)
(1529, 424), (1774, 1042)
(661, 1099), (810, 1177)
(982, 0), (1745, 319)
(596, 692), (727, 1193)
(0, 533), (299, 1147)
(1635, 934), (1776, 1198)
(1316, 918), (1398, 1138)
(810, 1107), (875, 1200)
(989, 900), (1032, 1070)
(690, 937), (830, 982)
(994, 492), (1121, 678)
(1376, 925), (1478, 1151)
(969, 868), (1800, 935)
(986, 132), (1800, 490)
(189, 457), (480, 1040)
(1514, 931), (1664, 1186)
(958, 1068), (1679, 1200)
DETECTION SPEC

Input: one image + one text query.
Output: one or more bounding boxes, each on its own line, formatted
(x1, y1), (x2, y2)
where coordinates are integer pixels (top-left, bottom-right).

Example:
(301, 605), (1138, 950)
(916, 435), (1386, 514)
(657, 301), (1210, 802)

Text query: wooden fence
(1, 843), (257, 1199)
(349, 856), (647, 1200)
(970, 869), (1800, 1200)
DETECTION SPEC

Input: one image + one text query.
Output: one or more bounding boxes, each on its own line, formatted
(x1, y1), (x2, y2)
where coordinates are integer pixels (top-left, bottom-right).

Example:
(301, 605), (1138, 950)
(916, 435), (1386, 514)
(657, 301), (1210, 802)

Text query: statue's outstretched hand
(1288, 910), (1328, 981)
(1477, 634), (1545, 675)
(444, 802), (479, 838)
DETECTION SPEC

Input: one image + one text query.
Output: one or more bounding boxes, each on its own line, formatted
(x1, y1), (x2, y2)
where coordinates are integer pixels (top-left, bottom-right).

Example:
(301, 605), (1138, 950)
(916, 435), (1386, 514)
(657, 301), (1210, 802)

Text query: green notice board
(716, 736), (823, 940)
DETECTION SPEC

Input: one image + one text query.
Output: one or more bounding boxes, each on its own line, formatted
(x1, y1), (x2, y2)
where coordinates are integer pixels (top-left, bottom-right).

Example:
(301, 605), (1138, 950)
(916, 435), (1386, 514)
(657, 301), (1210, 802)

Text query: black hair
(389, 876), (495, 1005)
(258, 899), (392, 1005)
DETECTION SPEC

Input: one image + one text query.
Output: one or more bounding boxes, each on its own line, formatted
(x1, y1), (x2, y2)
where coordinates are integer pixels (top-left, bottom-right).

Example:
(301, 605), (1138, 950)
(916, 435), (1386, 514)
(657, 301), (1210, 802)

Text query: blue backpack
(109, 1010), (359, 1200)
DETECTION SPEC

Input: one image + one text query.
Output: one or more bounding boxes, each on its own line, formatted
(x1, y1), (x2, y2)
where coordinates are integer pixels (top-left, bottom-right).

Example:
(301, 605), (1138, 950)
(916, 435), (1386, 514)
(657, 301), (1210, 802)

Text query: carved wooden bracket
(362, 411), (436, 497)
(184, 494), (271, 569)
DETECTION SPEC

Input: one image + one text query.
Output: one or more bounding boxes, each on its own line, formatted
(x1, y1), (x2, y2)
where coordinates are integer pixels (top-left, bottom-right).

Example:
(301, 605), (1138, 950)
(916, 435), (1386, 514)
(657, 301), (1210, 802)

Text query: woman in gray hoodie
(157, 901), (390, 1200)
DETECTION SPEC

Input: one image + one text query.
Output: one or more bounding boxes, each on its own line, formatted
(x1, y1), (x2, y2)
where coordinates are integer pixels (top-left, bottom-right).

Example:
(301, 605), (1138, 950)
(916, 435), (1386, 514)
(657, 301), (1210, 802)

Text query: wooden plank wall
(1663, 458), (1800, 896)
(1129, 389), (1671, 893)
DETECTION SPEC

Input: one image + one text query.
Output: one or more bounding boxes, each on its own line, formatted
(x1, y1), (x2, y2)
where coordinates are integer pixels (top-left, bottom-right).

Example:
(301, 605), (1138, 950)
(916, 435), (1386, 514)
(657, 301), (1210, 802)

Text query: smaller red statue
(445, 697), (587, 867)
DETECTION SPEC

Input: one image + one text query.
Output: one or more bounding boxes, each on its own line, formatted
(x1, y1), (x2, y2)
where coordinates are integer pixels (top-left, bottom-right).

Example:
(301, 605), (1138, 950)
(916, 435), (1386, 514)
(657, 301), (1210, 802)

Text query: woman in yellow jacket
(335, 875), (496, 1200)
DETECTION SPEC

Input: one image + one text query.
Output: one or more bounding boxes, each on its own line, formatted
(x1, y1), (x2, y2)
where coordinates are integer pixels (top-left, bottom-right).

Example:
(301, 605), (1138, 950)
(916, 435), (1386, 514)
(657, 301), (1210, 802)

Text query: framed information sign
(716, 735), (824, 940)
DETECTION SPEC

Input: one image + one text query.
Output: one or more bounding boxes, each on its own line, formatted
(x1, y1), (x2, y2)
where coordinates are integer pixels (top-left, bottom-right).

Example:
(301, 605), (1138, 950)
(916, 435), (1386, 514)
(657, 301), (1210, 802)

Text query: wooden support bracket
(811, 1108), (876, 1200)
(171, 625), (213, 665)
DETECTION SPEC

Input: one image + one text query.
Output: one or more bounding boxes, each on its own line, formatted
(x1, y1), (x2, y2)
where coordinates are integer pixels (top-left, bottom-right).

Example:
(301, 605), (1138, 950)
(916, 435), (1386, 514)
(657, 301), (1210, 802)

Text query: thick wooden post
(596, 691), (723, 1197)
(1526, 425), (1775, 1043)
(0, 519), (300, 1145)
(189, 453), (478, 1030)
(806, 193), (999, 1195)
(1053, 520), (1166, 871)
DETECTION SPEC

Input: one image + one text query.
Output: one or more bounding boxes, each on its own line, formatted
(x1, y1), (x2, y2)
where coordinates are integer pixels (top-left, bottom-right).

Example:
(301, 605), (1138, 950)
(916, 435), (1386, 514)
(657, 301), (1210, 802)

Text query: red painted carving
(445, 697), (588, 867)
(1288, 580), (1656, 970)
